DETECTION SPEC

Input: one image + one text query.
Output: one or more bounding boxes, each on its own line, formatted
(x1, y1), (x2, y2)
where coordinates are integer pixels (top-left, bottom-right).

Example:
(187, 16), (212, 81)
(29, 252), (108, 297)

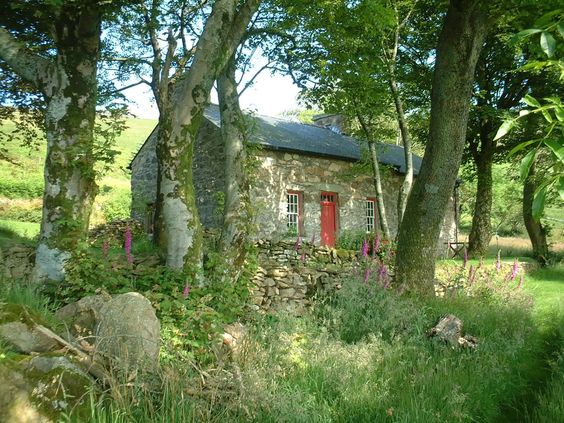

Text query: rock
(0, 365), (51, 423)
(279, 288), (296, 298)
(0, 354), (93, 423)
(0, 304), (58, 353)
(429, 314), (477, 349)
(56, 294), (111, 341)
(29, 356), (90, 380)
(0, 322), (58, 354)
(95, 292), (160, 374)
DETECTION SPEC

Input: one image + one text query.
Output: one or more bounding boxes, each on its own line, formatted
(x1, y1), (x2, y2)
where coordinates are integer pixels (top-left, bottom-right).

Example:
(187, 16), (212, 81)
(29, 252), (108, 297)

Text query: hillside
(0, 118), (156, 243)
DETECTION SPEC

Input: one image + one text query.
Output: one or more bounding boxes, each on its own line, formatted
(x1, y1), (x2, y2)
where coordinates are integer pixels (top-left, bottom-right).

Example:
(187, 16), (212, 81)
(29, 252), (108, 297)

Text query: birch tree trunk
(217, 56), (253, 281)
(0, 4), (101, 282)
(395, 0), (489, 295)
(153, 0), (260, 274)
(388, 73), (413, 227)
(357, 113), (391, 239)
(367, 140), (391, 239)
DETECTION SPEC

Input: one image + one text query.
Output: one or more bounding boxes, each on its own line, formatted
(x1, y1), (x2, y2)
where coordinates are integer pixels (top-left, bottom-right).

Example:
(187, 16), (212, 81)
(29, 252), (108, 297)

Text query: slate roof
(131, 105), (422, 175)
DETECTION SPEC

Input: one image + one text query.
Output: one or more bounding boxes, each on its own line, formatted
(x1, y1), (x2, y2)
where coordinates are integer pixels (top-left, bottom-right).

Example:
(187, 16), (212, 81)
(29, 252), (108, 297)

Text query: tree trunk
(523, 159), (549, 265)
(357, 111), (391, 239)
(388, 74), (413, 227)
(394, 0), (489, 295)
(467, 125), (494, 257)
(0, 5), (101, 282)
(153, 0), (260, 274)
(217, 56), (253, 281)
(367, 140), (391, 239)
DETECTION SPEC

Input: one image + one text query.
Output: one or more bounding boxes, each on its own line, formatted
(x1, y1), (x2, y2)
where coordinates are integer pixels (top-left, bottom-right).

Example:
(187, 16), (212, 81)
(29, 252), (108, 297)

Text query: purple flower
(362, 239), (369, 258)
(363, 267), (370, 283)
(301, 250), (306, 263)
(183, 283), (190, 298)
(294, 236), (302, 251)
(463, 247), (468, 268)
(377, 264), (390, 288)
(374, 234), (381, 254)
(509, 258), (520, 281)
(124, 227), (133, 265)
(495, 250), (501, 271)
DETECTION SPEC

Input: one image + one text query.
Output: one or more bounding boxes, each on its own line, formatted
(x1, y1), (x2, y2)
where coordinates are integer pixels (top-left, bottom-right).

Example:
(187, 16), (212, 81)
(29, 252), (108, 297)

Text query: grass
(55, 260), (563, 423)
(0, 218), (40, 246)
(0, 117), (156, 225)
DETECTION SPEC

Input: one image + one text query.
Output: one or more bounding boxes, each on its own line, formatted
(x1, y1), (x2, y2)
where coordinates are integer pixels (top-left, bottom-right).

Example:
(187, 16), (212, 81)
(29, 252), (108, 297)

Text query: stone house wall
(130, 118), (457, 253)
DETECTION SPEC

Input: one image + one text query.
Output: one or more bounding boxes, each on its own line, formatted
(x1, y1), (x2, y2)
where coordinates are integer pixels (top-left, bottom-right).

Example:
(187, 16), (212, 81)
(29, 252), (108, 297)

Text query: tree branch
(0, 28), (53, 93)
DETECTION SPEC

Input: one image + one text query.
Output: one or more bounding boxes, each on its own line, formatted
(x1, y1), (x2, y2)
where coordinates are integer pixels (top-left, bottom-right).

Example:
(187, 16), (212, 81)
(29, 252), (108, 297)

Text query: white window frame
(366, 198), (376, 232)
(287, 191), (301, 233)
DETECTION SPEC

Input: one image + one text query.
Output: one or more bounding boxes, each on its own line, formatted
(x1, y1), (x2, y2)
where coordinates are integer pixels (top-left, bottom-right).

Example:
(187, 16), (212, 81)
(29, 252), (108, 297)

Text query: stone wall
(130, 120), (224, 230)
(250, 240), (358, 313)
(251, 150), (404, 241)
(130, 117), (457, 252)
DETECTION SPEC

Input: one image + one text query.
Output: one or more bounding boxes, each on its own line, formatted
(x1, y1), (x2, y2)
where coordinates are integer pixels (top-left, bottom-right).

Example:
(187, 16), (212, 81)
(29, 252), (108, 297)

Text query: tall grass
(62, 269), (562, 423)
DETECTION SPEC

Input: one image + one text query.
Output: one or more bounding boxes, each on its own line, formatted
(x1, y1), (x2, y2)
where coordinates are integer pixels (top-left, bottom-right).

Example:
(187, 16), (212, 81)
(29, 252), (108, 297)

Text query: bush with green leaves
(44, 242), (254, 365)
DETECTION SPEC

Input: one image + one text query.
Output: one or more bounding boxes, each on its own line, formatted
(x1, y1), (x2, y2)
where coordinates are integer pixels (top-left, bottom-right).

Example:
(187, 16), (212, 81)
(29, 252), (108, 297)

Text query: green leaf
(520, 149), (536, 181)
(558, 22), (564, 39)
(558, 176), (564, 201)
(512, 28), (542, 42)
(540, 32), (556, 58)
(532, 186), (547, 221)
(494, 119), (516, 141)
(541, 108), (554, 123)
(522, 95), (541, 107)
(555, 106), (564, 122)
(508, 139), (539, 157)
(544, 138), (564, 162)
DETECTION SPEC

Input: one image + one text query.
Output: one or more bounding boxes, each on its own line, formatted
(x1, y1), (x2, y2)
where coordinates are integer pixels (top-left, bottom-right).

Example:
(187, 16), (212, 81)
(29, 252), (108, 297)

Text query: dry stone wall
(250, 240), (359, 313)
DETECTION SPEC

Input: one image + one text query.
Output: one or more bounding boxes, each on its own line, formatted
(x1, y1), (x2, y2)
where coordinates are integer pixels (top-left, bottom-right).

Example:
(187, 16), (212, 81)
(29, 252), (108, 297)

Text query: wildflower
(364, 267), (370, 283)
(378, 264), (390, 288)
(294, 235), (301, 251)
(509, 258), (520, 281)
(362, 239), (369, 258)
(374, 233), (381, 254)
(463, 247), (468, 268)
(495, 250), (501, 271)
(102, 239), (109, 259)
(301, 250), (306, 263)
(517, 274), (523, 289)
(124, 226), (133, 265)
(468, 265), (476, 285)
(183, 283), (190, 298)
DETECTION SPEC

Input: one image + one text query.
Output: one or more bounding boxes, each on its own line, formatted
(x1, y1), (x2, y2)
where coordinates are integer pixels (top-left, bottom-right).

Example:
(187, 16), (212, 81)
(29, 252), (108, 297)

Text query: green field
(0, 117), (156, 226)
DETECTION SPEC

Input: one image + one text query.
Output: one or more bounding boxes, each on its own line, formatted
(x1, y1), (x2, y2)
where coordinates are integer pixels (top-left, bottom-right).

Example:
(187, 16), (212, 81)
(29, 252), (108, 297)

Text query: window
(366, 198), (376, 232)
(287, 191), (302, 234)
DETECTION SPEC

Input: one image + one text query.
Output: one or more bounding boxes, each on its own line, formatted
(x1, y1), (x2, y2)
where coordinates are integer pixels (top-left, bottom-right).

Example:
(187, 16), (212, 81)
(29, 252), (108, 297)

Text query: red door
(320, 192), (337, 247)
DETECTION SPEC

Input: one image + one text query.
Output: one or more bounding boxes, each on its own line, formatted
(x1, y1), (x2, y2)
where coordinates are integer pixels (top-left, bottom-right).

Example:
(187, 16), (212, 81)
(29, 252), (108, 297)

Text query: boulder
(0, 354), (93, 423)
(0, 365), (51, 423)
(0, 304), (58, 353)
(95, 292), (160, 374)
(55, 294), (111, 341)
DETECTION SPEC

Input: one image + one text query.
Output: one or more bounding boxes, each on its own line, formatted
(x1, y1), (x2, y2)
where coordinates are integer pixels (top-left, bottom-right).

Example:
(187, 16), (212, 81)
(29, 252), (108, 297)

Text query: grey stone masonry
(130, 111), (457, 255)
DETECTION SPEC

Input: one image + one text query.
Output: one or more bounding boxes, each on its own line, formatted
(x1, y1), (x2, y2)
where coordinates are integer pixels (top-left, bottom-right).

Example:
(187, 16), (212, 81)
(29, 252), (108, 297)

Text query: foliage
(43, 237), (254, 364)
(495, 13), (564, 220)
(459, 163), (525, 236)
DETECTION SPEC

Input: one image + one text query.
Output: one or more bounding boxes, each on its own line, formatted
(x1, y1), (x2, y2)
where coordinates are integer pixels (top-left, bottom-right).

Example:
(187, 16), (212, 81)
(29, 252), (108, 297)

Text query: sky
(125, 68), (302, 120)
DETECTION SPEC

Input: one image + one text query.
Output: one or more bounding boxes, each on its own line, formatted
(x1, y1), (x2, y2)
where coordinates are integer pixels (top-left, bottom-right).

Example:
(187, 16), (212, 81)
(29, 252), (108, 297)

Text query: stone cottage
(130, 105), (457, 251)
